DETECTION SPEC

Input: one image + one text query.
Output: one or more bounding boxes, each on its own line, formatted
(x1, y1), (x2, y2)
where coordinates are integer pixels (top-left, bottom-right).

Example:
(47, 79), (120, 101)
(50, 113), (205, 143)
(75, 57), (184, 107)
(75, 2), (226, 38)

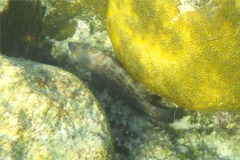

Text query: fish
(68, 42), (183, 123)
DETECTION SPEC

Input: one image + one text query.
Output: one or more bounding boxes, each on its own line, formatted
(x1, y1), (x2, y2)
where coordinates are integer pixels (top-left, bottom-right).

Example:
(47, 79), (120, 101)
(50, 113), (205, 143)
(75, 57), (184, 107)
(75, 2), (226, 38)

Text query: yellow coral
(106, 0), (240, 111)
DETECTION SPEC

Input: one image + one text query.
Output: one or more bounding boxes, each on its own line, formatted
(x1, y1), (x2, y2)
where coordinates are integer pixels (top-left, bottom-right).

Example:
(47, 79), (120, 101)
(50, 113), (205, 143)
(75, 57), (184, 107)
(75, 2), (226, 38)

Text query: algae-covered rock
(133, 112), (240, 159)
(0, 54), (113, 159)
(107, 0), (240, 111)
(42, 0), (108, 41)
(104, 99), (240, 159)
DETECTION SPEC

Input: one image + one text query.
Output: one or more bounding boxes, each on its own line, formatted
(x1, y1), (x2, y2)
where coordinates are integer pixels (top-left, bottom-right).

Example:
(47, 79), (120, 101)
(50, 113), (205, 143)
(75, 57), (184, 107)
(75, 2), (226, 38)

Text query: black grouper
(68, 42), (183, 123)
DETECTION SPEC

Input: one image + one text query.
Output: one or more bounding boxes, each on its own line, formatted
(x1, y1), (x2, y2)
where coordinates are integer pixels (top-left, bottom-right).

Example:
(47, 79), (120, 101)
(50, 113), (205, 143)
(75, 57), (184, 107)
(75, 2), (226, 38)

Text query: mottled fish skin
(68, 42), (182, 123)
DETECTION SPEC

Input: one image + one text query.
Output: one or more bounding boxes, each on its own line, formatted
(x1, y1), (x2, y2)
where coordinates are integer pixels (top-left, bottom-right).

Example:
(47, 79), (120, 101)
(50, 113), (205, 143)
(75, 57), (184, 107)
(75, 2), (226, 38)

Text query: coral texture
(107, 0), (240, 111)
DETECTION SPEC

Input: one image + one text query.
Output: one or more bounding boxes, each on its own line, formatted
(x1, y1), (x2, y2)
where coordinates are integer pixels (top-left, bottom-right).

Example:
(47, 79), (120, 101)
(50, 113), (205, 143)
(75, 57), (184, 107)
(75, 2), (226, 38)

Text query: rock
(0, 54), (113, 159)
(120, 111), (240, 159)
